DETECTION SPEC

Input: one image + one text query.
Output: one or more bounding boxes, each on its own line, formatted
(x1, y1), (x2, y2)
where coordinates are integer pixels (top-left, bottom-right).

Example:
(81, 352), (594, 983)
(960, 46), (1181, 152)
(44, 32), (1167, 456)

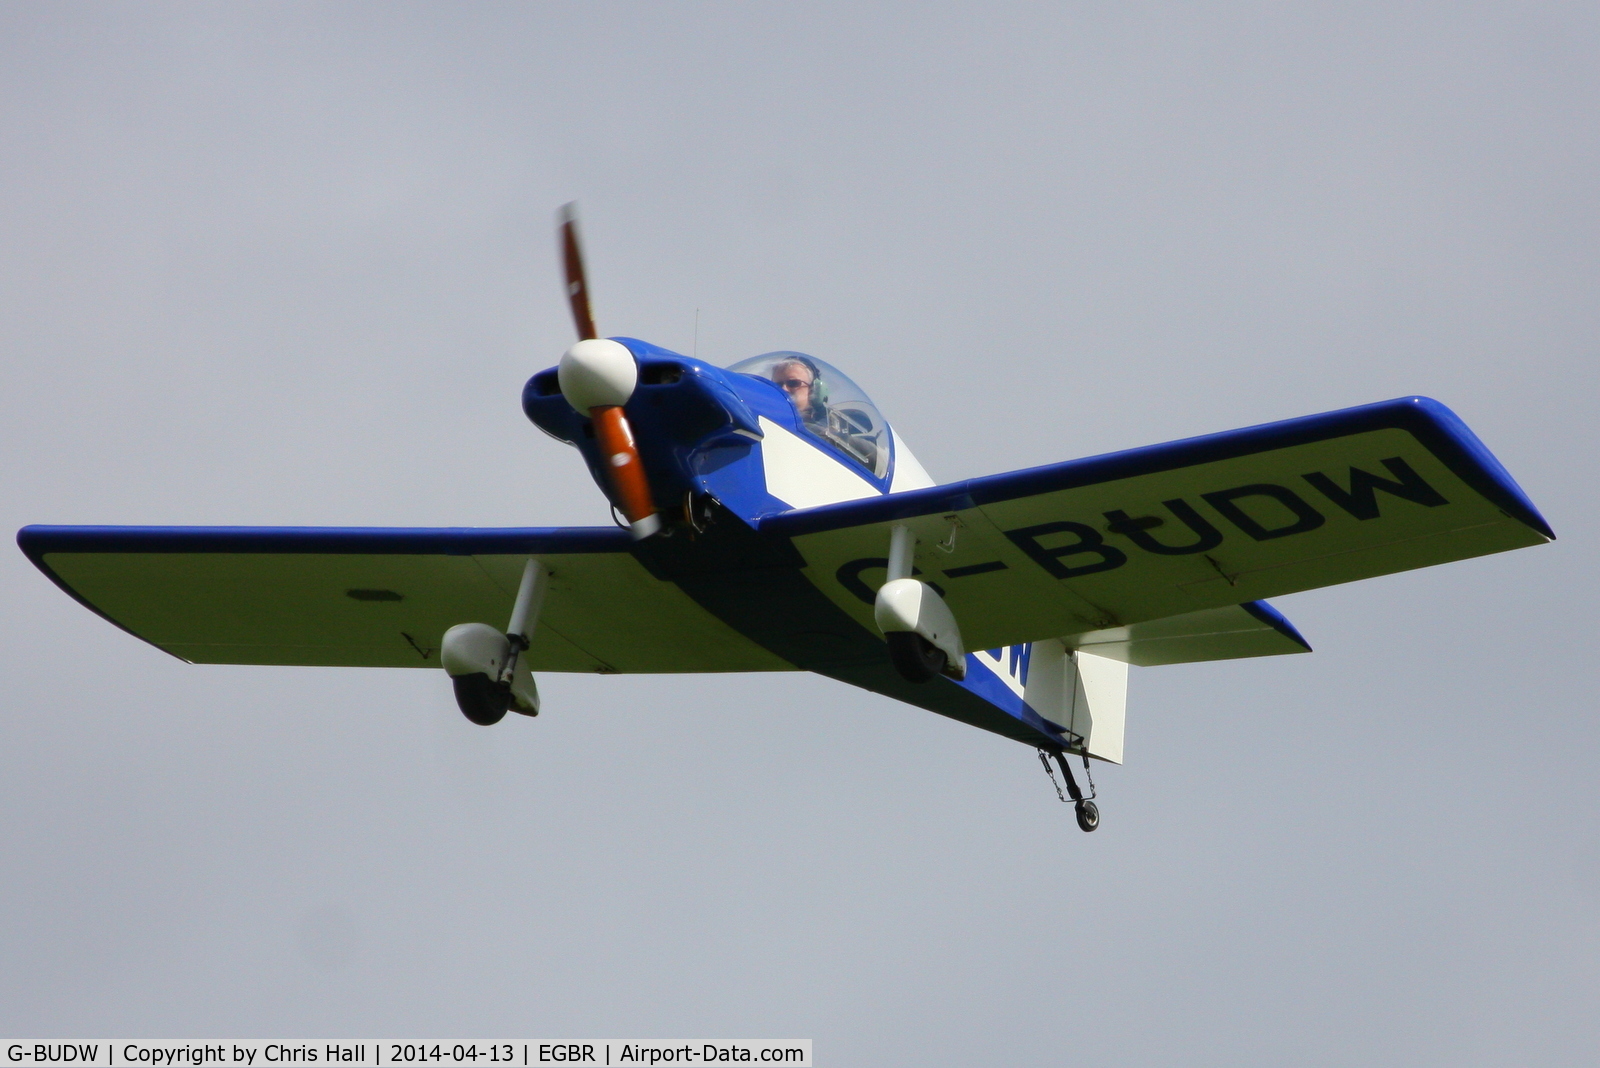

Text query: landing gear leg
(496, 557), (547, 718)
(1038, 749), (1101, 832)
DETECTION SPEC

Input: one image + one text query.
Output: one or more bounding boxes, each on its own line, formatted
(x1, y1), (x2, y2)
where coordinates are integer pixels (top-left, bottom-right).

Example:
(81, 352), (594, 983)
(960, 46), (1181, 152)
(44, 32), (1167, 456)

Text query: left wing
(764, 397), (1552, 653)
(18, 525), (793, 673)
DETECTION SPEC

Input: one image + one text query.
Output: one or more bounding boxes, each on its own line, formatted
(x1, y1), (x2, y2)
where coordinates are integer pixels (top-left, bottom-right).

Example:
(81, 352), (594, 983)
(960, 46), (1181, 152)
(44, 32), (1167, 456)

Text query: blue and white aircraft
(18, 206), (1554, 831)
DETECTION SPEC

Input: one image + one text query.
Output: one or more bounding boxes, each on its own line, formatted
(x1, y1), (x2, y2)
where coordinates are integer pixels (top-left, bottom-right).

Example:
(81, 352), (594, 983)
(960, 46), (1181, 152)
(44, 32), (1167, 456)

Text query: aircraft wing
(763, 397), (1553, 655)
(17, 525), (794, 673)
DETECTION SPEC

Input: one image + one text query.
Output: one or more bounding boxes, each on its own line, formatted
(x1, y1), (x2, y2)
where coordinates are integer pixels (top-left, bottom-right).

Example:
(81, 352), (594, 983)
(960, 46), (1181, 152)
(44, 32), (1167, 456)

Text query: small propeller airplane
(18, 205), (1554, 831)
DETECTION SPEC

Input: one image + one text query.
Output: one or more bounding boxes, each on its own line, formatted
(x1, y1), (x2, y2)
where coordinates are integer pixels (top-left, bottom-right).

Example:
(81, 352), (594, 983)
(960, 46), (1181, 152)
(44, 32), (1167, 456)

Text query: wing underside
(770, 397), (1552, 654)
(19, 526), (795, 673)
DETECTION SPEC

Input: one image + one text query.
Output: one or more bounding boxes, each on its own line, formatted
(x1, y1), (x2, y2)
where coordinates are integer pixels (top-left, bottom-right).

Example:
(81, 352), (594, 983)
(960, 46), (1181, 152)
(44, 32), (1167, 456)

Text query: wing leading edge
(18, 525), (794, 674)
(765, 396), (1552, 653)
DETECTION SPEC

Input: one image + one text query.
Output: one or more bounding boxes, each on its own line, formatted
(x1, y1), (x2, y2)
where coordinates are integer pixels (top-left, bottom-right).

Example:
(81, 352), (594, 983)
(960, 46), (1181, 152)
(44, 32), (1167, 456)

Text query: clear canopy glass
(727, 352), (890, 478)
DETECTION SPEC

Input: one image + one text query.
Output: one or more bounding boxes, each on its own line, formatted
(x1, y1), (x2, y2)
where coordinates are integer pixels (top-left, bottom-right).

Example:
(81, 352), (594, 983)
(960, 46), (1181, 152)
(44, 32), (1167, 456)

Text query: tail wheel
(887, 632), (946, 684)
(1074, 799), (1100, 833)
(452, 672), (510, 726)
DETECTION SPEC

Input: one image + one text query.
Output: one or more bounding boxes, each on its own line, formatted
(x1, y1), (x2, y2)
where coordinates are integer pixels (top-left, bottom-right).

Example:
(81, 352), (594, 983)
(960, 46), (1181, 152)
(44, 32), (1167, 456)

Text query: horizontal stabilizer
(1065, 601), (1310, 666)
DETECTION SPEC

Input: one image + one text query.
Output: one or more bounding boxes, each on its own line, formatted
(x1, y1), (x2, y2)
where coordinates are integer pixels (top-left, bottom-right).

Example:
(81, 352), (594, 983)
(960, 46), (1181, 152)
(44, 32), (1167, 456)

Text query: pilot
(772, 357), (824, 424)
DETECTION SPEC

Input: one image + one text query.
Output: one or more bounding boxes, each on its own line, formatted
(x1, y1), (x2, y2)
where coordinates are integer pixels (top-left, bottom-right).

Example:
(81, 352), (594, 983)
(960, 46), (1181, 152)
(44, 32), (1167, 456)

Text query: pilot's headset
(791, 356), (828, 411)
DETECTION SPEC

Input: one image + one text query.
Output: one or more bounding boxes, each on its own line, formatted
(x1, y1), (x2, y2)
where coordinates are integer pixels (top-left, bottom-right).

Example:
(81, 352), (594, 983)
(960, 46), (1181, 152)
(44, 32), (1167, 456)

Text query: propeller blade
(558, 202), (597, 341)
(554, 210), (661, 539)
(591, 405), (661, 539)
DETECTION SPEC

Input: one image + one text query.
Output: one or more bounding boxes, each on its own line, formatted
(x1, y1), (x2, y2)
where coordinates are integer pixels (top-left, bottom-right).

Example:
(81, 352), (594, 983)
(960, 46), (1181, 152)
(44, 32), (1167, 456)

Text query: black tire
(452, 672), (510, 726)
(1075, 799), (1100, 833)
(887, 631), (946, 684)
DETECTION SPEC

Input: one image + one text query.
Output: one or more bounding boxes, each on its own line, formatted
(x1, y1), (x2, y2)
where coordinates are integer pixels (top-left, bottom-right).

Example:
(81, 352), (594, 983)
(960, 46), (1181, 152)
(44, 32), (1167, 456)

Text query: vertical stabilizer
(1024, 641), (1127, 764)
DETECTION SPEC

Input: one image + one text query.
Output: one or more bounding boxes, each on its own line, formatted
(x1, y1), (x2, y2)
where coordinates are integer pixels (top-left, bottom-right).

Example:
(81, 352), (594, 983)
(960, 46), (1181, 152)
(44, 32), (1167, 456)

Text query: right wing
(18, 525), (794, 673)
(764, 396), (1553, 653)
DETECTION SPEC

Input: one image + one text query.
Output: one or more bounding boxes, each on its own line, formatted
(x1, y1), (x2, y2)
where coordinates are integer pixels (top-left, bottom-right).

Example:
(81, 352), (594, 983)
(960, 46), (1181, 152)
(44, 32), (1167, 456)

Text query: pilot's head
(772, 358), (819, 420)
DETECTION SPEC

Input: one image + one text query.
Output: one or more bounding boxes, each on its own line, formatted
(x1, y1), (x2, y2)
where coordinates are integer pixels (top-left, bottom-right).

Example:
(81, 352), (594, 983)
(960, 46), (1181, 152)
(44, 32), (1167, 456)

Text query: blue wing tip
(1241, 600), (1313, 652)
(1393, 396), (1554, 541)
(17, 525), (50, 567)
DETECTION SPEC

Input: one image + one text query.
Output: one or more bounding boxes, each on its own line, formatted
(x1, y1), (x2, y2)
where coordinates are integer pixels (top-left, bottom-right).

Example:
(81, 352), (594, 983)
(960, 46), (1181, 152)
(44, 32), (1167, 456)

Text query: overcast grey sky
(3, 3), (1597, 1064)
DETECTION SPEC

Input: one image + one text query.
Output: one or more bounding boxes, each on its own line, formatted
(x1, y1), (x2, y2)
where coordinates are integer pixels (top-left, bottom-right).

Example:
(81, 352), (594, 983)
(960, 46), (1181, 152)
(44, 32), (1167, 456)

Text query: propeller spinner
(555, 204), (662, 539)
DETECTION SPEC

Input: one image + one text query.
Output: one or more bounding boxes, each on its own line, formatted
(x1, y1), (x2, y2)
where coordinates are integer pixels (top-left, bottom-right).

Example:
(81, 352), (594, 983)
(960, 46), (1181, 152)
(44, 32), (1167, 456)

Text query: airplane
(17, 205), (1554, 833)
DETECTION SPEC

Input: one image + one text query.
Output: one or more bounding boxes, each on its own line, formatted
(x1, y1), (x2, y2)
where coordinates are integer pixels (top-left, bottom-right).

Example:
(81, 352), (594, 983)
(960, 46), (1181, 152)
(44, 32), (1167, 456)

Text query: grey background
(2, 3), (1596, 1063)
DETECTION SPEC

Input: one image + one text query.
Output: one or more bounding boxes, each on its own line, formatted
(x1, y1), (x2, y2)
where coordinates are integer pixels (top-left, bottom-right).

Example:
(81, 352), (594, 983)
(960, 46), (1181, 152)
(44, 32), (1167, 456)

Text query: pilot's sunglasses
(778, 378), (812, 390)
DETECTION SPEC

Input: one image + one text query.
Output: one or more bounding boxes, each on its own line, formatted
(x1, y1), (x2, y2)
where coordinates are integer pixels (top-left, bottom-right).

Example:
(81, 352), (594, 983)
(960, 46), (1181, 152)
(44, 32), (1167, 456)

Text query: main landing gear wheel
(887, 631), (946, 683)
(1074, 799), (1100, 833)
(452, 672), (510, 726)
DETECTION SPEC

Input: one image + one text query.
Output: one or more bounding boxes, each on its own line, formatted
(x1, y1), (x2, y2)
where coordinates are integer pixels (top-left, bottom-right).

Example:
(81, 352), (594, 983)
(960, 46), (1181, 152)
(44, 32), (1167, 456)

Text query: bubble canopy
(727, 352), (891, 477)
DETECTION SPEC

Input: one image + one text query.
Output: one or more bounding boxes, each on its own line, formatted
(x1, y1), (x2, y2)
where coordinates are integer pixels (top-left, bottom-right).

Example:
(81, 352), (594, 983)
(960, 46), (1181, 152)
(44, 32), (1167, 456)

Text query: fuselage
(522, 338), (1062, 750)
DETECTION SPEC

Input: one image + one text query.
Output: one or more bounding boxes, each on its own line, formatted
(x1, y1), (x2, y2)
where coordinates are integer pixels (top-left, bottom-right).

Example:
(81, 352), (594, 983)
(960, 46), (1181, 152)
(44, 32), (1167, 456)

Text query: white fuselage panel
(888, 428), (936, 492)
(758, 416), (881, 510)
